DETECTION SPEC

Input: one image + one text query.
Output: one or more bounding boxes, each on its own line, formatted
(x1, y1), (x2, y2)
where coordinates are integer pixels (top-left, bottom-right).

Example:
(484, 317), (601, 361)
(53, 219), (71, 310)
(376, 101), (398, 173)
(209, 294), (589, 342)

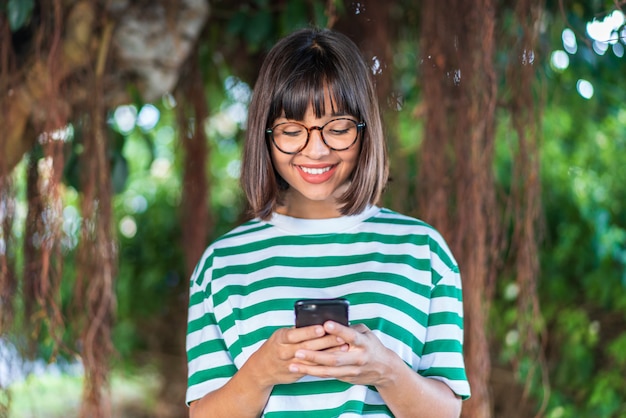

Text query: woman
(186, 27), (470, 417)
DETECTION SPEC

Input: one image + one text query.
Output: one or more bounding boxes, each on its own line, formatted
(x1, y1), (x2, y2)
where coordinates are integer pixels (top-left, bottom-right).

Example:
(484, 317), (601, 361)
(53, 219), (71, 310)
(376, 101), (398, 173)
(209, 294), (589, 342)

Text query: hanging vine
(503, 0), (549, 415)
(0, 1), (114, 416)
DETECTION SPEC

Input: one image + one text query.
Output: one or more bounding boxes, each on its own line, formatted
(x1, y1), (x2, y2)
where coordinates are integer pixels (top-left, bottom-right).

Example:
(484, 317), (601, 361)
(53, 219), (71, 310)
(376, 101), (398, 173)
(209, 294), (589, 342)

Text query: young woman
(186, 27), (470, 417)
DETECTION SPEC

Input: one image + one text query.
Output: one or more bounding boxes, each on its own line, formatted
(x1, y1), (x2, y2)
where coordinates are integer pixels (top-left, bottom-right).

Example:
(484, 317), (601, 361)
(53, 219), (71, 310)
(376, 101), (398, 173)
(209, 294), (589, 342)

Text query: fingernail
(336, 337), (345, 344)
(326, 322), (335, 330)
(295, 351), (305, 359)
(316, 326), (325, 336)
(289, 364), (299, 373)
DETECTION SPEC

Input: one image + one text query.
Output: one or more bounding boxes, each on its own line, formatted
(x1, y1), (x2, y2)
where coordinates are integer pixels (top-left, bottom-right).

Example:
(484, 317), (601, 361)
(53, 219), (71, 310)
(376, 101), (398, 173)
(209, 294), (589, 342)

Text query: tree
(1, 1), (210, 416)
(2, 1), (625, 417)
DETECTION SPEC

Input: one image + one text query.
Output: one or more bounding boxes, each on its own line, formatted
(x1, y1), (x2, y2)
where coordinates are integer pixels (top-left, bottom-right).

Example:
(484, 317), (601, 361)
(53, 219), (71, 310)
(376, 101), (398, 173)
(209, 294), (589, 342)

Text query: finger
(322, 343), (350, 353)
(294, 346), (356, 368)
(283, 325), (326, 343)
(323, 321), (359, 344)
(290, 360), (359, 378)
(299, 333), (347, 351)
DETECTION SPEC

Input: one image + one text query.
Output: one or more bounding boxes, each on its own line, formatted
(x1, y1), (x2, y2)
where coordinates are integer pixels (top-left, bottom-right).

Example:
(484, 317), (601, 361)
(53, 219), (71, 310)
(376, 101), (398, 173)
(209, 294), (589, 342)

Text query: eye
(325, 120), (356, 136)
(329, 127), (350, 135)
(278, 123), (305, 137)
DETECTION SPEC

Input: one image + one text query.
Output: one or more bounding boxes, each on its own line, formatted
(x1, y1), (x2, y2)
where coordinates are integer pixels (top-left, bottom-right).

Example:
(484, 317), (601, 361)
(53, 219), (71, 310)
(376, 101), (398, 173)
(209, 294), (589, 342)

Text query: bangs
(268, 59), (360, 124)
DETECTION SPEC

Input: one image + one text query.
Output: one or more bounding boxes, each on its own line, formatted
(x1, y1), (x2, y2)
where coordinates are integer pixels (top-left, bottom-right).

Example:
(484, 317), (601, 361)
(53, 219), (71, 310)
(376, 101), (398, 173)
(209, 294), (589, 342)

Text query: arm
(290, 322), (462, 418)
(373, 339), (462, 418)
(189, 325), (345, 418)
(188, 348), (274, 418)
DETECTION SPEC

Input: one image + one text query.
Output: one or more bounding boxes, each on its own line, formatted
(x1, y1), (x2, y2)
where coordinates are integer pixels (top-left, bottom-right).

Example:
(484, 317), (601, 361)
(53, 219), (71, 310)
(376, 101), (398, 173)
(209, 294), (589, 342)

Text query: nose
(301, 127), (330, 158)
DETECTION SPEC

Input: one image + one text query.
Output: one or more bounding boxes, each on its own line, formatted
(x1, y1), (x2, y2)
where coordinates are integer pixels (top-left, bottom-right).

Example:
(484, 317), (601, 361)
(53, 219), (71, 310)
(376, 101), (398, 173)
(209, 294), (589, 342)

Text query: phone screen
(294, 298), (349, 328)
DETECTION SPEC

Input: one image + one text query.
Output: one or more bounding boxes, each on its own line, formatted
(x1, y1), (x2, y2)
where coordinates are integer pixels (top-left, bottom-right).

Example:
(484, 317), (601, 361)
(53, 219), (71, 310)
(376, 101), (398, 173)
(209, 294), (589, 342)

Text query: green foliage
(5, 0), (34, 31)
(63, 121), (130, 195)
(225, 0), (328, 54)
(110, 79), (247, 365)
(490, 6), (626, 414)
(8, 371), (158, 417)
(227, 7), (274, 52)
(111, 101), (185, 366)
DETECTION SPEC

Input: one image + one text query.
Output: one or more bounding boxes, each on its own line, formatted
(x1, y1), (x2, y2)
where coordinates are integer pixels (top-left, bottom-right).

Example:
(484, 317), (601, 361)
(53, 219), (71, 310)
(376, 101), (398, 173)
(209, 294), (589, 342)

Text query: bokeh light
(562, 28), (577, 54)
(137, 104), (160, 131)
(551, 50), (570, 71)
(586, 10), (625, 44)
(113, 105), (138, 133)
(576, 79), (594, 99)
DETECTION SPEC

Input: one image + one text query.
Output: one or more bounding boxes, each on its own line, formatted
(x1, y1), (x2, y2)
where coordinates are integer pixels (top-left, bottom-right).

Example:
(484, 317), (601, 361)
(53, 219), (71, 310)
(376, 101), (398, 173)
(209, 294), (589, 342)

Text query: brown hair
(241, 27), (388, 220)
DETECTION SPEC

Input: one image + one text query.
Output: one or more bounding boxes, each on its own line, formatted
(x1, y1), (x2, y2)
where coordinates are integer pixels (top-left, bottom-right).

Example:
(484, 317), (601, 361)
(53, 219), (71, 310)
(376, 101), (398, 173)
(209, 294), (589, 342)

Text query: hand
(245, 324), (348, 389)
(287, 322), (396, 388)
(188, 325), (347, 418)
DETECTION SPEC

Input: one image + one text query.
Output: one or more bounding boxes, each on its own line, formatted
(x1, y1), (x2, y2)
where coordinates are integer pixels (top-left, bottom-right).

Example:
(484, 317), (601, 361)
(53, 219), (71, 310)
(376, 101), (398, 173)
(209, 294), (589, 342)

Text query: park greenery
(1, 1), (625, 417)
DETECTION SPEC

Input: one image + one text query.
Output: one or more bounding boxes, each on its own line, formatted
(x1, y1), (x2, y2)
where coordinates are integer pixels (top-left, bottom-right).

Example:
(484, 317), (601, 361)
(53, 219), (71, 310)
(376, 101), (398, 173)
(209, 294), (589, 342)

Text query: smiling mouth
(299, 166), (333, 175)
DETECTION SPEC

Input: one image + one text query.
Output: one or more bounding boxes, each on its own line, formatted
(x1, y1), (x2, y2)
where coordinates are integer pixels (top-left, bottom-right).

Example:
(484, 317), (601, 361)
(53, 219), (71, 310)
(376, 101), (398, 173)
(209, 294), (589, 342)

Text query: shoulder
(371, 208), (458, 269)
(190, 218), (277, 285)
(369, 208), (447, 242)
(213, 218), (275, 246)
(368, 207), (432, 228)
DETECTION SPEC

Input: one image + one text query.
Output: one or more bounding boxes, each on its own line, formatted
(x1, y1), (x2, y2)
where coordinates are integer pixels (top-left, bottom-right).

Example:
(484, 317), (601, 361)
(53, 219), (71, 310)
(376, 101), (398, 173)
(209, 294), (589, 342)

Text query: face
(269, 96), (360, 219)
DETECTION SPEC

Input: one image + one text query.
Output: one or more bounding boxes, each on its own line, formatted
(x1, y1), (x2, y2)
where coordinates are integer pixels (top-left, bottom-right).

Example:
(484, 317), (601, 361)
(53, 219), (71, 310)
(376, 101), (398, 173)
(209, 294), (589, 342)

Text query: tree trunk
(419, 1), (498, 416)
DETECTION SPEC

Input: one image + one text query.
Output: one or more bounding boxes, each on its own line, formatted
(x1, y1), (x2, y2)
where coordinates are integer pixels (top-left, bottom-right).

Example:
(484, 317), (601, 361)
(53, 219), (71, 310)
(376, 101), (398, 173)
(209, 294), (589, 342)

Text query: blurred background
(0, 1), (625, 417)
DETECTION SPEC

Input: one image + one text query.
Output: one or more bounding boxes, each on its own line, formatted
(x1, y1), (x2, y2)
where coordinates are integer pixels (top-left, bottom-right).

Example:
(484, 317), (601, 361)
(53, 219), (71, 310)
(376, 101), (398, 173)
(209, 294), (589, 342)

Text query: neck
(276, 192), (344, 219)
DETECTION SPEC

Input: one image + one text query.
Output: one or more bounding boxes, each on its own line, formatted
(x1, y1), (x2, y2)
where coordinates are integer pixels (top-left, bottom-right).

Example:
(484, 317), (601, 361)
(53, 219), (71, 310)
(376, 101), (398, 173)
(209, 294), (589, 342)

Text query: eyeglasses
(266, 118), (365, 155)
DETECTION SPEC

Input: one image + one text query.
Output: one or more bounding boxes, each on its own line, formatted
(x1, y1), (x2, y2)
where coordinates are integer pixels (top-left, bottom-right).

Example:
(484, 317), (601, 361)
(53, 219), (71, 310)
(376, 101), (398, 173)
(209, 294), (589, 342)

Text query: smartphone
(294, 298), (350, 328)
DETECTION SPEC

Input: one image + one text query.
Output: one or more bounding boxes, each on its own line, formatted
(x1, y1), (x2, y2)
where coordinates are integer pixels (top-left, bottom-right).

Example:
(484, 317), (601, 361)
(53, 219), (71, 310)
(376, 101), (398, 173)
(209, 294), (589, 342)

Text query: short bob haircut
(241, 27), (388, 220)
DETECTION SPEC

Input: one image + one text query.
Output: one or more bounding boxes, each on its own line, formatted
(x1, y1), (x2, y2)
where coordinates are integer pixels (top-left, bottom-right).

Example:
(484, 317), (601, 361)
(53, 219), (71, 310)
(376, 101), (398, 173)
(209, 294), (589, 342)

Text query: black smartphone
(294, 298), (350, 328)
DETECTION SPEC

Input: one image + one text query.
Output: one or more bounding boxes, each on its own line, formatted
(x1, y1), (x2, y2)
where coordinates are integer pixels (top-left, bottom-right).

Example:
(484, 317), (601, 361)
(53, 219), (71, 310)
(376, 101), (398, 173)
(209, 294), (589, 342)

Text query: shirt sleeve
(418, 236), (471, 400)
(185, 249), (237, 405)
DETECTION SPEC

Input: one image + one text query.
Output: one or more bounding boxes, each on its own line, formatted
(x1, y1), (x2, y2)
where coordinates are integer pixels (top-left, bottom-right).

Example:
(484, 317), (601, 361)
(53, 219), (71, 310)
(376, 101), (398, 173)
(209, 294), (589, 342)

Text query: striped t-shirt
(186, 206), (471, 416)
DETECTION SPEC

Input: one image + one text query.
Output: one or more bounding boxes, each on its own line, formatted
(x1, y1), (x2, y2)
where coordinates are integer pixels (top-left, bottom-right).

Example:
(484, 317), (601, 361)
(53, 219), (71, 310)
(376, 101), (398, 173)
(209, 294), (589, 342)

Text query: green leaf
(244, 9), (273, 52)
(312, 2), (328, 28)
(280, 1), (309, 34)
(111, 152), (129, 194)
(7, 0), (34, 31)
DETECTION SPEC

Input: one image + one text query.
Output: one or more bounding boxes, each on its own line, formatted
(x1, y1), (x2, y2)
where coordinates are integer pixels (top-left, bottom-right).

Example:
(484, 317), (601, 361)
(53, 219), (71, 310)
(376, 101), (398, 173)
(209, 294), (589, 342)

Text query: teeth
(300, 166), (331, 175)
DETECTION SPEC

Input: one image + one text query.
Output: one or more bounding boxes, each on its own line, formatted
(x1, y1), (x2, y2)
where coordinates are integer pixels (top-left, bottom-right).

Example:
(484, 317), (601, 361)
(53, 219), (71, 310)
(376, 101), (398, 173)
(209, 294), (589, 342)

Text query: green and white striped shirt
(186, 206), (470, 416)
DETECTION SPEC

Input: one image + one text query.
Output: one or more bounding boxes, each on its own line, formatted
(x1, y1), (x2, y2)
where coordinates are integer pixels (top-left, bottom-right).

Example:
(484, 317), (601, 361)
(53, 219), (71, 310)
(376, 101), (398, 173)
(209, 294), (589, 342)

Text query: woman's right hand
(189, 324), (348, 418)
(246, 324), (348, 388)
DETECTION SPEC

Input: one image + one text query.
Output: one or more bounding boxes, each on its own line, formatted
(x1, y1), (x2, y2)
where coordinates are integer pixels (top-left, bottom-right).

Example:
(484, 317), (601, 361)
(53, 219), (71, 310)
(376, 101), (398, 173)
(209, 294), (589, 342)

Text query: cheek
(345, 150), (360, 174)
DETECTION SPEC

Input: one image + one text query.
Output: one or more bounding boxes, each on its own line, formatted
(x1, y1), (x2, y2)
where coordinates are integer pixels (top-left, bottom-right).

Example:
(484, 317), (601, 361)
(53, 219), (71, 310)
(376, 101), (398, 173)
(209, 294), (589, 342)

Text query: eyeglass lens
(270, 118), (360, 154)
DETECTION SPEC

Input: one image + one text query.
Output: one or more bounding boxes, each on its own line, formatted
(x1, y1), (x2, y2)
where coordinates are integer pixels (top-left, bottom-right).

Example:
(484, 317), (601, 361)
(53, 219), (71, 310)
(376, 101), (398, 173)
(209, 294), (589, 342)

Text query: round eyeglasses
(266, 118), (365, 155)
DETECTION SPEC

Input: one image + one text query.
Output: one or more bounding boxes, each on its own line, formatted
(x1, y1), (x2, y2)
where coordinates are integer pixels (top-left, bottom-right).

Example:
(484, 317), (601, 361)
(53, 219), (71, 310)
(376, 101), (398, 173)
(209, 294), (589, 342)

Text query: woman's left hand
(290, 321), (463, 418)
(288, 321), (396, 388)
